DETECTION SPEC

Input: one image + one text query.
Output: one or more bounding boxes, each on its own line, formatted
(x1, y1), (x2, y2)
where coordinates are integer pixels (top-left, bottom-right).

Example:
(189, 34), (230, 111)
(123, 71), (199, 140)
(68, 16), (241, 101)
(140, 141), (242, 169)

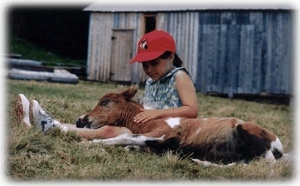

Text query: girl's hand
(133, 109), (162, 123)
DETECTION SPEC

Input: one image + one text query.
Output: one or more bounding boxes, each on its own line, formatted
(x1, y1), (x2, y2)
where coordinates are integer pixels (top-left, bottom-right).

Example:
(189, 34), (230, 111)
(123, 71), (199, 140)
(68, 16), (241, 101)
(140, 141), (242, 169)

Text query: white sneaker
(14, 94), (31, 128)
(29, 100), (59, 132)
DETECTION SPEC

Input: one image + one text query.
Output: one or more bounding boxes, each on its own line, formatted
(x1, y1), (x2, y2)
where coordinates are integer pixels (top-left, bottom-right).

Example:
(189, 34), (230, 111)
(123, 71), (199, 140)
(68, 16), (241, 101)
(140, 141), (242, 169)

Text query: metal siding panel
(167, 13), (171, 31)
(86, 10), (292, 96)
(272, 13), (281, 94)
(195, 11), (293, 96)
(113, 13), (119, 27)
(226, 25), (240, 96)
(191, 12), (199, 82)
(268, 12), (282, 94)
(218, 25), (227, 93)
(206, 25), (219, 92)
(222, 24), (230, 94)
(250, 12), (263, 94)
(186, 12), (193, 82)
(196, 21), (204, 93)
(130, 13), (142, 84)
(126, 13), (146, 84)
(276, 12), (291, 95)
(200, 24), (209, 94)
(140, 13), (148, 83)
(262, 13), (271, 94)
(253, 11), (291, 95)
(179, 13), (185, 67)
(275, 13), (285, 94)
(282, 12), (293, 94)
(163, 12), (199, 83)
(239, 25), (255, 93)
(184, 13), (189, 70)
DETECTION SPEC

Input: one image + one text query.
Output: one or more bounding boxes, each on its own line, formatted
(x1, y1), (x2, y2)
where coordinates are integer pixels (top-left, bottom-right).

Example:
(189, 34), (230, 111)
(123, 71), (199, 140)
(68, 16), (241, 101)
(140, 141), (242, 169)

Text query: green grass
(6, 79), (294, 182)
(8, 35), (85, 67)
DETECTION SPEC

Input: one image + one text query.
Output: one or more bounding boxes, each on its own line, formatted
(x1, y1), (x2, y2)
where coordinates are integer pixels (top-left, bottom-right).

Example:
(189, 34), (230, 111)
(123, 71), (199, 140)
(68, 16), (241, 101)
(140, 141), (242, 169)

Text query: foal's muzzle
(75, 115), (92, 128)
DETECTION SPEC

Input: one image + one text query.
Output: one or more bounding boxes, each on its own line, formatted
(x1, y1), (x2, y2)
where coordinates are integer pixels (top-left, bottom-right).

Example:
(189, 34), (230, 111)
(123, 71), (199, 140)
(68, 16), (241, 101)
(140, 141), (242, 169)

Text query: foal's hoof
(124, 145), (141, 151)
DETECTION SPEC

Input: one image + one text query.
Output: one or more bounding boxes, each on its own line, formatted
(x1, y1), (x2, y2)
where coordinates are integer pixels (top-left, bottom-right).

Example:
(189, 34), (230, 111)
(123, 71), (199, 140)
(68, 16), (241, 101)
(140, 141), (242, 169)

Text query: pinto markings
(75, 85), (287, 165)
(165, 117), (180, 128)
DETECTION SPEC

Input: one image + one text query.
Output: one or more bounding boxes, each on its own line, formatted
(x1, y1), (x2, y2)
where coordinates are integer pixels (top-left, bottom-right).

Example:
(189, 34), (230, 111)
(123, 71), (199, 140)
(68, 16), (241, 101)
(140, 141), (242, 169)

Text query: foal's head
(75, 85), (141, 129)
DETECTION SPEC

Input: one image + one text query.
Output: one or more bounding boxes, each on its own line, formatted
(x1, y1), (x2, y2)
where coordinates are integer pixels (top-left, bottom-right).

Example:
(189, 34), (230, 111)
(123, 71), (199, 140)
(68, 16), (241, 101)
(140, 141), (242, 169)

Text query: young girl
(130, 29), (198, 123)
(15, 29), (198, 139)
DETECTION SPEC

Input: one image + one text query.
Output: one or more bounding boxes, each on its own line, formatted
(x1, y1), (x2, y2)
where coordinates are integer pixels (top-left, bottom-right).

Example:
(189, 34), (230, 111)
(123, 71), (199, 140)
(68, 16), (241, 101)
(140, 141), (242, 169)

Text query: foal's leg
(61, 124), (132, 140)
(92, 134), (165, 146)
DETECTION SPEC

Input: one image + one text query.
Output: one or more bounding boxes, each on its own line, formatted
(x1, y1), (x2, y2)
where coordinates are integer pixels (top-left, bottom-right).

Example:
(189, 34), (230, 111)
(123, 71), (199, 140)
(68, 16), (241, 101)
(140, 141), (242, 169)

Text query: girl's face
(142, 53), (175, 81)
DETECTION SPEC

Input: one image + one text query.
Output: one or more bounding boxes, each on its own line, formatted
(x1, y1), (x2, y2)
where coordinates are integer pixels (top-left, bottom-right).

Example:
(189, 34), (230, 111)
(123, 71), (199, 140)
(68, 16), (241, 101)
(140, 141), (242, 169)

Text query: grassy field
(8, 36), (86, 67)
(6, 79), (295, 183)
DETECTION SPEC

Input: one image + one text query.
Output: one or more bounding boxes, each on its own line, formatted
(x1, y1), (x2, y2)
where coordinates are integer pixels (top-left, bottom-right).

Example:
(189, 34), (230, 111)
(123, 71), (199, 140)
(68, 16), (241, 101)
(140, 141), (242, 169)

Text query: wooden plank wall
(86, 10), (293, 96)
(110, 30), (134, 82)
(87, 11), (201, 83)
(195, 10), (293, 96)
(87, 13), (114, 81)
(87, 12), (146, 82)
(112, 13), (147, 84)
(157, 12), (199, 82)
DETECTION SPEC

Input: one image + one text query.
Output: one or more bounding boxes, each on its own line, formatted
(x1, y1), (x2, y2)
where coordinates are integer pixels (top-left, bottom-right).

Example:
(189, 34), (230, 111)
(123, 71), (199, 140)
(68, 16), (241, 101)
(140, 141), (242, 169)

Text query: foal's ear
(121, 85), (138, 100)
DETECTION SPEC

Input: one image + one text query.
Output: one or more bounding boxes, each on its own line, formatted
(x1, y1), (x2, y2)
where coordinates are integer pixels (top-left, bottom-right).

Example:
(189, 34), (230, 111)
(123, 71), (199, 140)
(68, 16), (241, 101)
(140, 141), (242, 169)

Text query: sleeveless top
(143, 67), (191, 109)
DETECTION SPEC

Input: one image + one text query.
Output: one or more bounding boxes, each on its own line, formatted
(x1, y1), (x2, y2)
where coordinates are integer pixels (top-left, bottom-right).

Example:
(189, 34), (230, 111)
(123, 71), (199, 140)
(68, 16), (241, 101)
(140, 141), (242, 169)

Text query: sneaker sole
(29, 100), (37, 128)
(15, 94), (31, 128)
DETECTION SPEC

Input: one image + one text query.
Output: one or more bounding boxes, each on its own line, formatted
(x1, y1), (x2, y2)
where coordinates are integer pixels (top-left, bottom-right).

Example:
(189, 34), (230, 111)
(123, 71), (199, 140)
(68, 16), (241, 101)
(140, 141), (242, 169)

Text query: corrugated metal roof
(83, 0), (293, 12)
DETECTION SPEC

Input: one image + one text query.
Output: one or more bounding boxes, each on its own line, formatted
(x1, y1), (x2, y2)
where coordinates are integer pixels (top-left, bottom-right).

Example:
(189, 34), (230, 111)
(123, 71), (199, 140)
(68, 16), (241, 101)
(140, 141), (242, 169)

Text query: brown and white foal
(76, 85), (284, 165)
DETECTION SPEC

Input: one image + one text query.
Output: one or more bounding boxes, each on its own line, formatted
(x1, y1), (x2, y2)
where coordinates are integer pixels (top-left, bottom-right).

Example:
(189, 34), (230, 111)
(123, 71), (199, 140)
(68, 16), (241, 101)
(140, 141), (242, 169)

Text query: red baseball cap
(129, 29), (176, 64)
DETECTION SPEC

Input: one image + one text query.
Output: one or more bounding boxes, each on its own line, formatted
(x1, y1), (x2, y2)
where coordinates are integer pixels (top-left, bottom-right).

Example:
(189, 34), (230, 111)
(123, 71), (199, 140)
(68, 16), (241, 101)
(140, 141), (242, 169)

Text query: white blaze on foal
(165, 117), (181, 128)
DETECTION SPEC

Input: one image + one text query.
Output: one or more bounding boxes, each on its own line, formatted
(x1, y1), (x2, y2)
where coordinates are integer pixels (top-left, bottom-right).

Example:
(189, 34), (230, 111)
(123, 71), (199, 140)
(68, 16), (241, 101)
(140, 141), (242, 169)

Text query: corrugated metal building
(83, 2), (294, 97)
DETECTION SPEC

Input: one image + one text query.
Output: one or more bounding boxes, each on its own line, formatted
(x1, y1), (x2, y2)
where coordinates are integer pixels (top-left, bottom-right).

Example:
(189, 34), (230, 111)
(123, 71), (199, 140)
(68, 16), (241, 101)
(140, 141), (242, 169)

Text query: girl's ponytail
(159, 51), (183, 67)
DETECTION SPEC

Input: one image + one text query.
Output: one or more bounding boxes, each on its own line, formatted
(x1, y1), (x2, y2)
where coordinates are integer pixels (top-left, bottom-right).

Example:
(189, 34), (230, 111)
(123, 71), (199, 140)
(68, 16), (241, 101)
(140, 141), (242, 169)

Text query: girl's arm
(134, 71), (198, 123)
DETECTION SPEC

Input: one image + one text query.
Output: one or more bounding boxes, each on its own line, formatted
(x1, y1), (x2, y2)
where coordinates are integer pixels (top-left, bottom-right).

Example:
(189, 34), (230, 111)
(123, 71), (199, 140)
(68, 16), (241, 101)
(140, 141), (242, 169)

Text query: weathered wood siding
(112, 13), (147, 84)
(87, 13), (113, 81)
(86, 10), (293, 96)
(87, 12), (147, 82)
(157, 12), (199, 82)
(194, 10), (293, 96)
(87, 11), (200, 83)
(110, 29), (134, 82)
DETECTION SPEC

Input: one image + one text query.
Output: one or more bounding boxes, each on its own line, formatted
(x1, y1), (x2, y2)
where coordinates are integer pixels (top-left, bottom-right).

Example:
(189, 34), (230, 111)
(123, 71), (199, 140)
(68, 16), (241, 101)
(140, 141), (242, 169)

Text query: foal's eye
(99, 99), (110, 106)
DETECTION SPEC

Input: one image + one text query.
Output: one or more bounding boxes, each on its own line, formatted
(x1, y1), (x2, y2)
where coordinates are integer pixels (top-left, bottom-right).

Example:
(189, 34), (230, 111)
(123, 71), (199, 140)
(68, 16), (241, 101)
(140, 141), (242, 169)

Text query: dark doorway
(144, 13), (157, 33)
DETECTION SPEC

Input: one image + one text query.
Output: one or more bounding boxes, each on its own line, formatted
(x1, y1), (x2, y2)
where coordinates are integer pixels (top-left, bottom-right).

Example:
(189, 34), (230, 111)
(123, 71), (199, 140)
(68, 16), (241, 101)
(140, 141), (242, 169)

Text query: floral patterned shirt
(143, 67), (191, 109)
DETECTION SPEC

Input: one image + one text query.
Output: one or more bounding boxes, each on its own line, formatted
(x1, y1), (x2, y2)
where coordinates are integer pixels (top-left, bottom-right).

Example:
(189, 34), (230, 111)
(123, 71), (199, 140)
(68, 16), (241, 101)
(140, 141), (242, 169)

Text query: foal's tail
(236, 122), (285, 162)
